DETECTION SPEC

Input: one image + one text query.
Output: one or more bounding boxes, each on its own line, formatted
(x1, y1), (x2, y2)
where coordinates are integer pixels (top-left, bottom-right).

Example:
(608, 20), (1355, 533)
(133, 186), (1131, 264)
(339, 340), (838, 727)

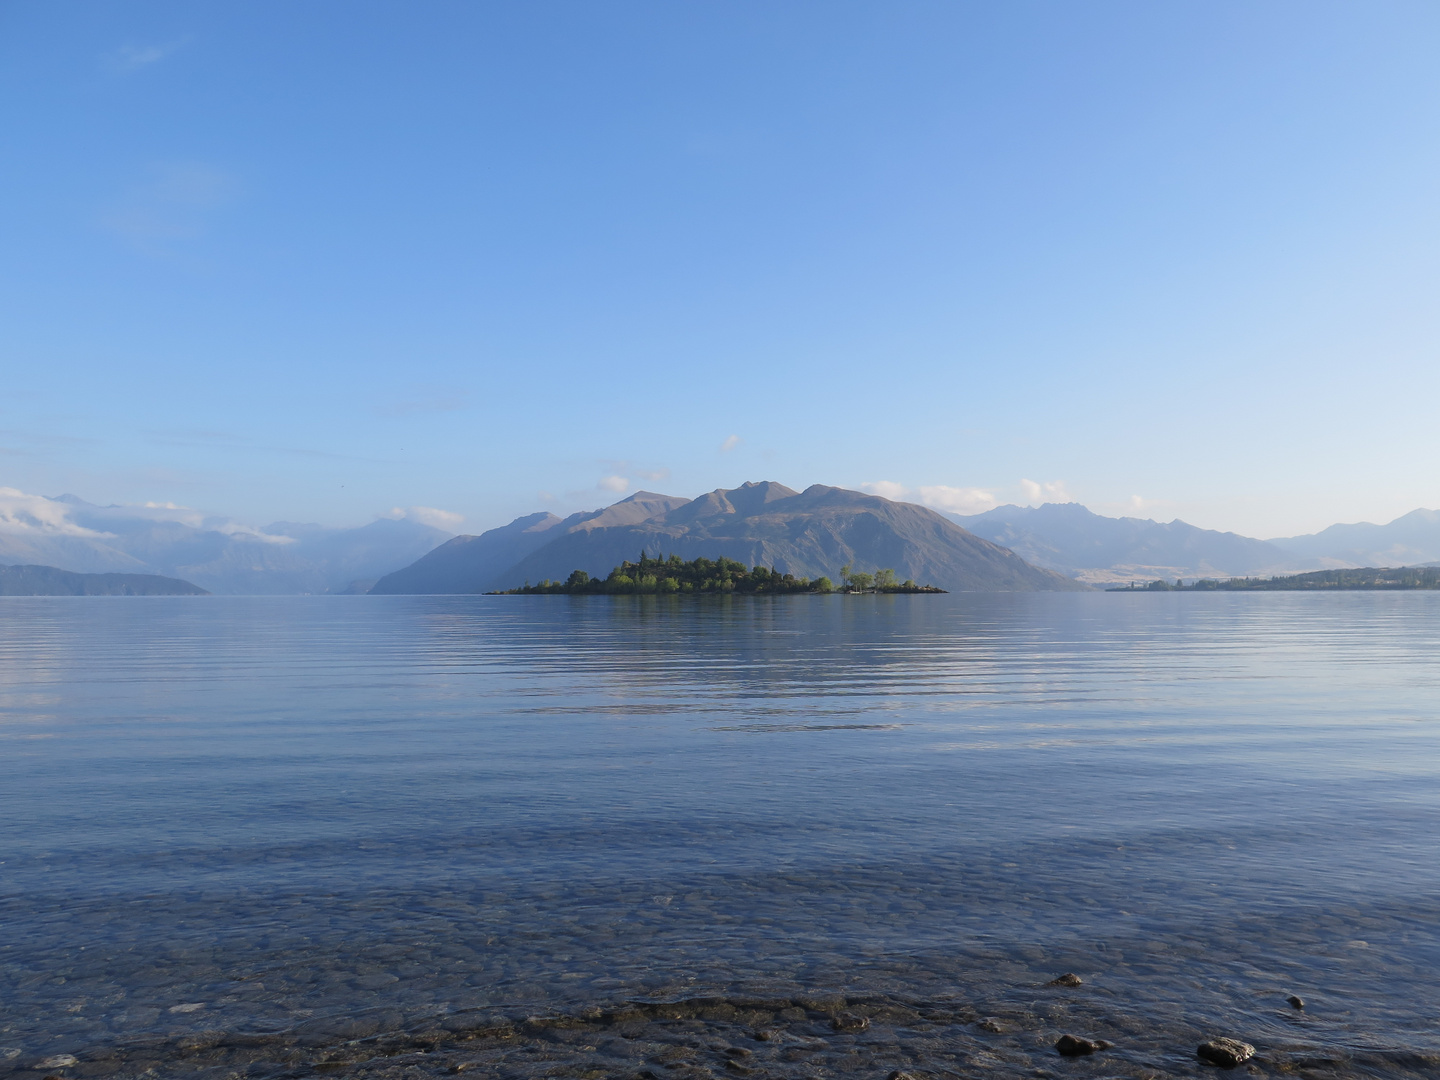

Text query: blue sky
(3, 1), (1438, 538)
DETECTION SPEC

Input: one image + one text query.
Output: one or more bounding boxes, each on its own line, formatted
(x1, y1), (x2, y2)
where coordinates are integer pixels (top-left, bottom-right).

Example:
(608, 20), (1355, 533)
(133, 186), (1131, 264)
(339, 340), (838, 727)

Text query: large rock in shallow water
(1055, 1035), (1110, 1056)
(1197, 1038), (1256, 1067)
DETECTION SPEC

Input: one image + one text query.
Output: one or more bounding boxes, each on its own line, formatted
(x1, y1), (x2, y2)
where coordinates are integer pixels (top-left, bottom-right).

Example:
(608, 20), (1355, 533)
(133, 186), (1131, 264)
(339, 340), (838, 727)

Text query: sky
(2, 1), (1439, 540)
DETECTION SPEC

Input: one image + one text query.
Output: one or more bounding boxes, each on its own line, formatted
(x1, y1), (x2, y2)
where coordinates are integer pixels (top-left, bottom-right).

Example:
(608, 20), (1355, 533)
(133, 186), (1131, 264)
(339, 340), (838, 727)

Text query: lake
(2, 592), (1438, 1079)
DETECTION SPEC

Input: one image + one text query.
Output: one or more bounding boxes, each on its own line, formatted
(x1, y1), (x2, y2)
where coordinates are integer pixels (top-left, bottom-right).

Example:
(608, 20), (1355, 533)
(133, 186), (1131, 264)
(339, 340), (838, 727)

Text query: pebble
(1048, 973), (1083, 987)
(1054, 1035), (1111, 1057)
(1197, 1037), (1256, 1067)
(1286, 995), (1305, 1010)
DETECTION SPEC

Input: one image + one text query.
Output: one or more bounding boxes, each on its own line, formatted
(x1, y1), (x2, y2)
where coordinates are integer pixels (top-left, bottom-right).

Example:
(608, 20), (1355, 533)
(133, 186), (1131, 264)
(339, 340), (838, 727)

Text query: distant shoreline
(1108, 566), (1440, 592)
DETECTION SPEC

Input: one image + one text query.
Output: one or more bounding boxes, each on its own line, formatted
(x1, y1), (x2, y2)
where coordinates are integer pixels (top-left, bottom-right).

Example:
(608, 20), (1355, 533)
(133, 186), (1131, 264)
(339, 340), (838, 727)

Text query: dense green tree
(498, 553), (942, 595)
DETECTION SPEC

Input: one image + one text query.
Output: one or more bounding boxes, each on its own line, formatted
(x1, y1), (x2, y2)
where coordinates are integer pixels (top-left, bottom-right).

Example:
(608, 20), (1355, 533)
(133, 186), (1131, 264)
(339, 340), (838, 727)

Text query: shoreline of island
(490, 554), (946, 595)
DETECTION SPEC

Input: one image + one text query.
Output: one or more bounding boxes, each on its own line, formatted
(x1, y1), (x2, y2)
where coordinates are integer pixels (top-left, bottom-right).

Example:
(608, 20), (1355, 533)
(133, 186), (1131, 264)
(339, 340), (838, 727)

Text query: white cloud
(918, 485), (998, 515)
(383, 506), (465, 529)
(1020, 478), (1073, 505)
(110, 500), (294, 542)
(859, 480), (909, 500)
(598, 475), (630, 493)
(632, 467), (671, 483)
(108, 39), (189, 73)
(0, 488), (113, 538)
(859, 480), (997, 516)
(719, 434), (742, 452)
(217, 522), (295, 544)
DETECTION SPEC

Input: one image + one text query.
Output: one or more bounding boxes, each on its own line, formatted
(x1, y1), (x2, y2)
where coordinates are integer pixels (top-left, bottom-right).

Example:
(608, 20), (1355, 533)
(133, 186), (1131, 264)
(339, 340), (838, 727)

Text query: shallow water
(2, 592), (1439, 1080)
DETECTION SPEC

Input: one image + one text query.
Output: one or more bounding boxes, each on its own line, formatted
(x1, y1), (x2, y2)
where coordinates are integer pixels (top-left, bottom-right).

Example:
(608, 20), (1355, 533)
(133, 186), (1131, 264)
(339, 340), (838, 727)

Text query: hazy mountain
(950, 502), (1302, 584)
(0, 564), (208, 596)
(373, 482), (1087, 594)
(1269, 508), (1440, 568)
(0, 489), (454, 594)
(370, 492), (696, 594)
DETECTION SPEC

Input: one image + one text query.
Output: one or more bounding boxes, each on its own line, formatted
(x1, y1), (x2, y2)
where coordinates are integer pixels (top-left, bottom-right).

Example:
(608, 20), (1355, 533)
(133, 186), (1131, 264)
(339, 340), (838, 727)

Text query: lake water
(2, 593), (1439, 1080)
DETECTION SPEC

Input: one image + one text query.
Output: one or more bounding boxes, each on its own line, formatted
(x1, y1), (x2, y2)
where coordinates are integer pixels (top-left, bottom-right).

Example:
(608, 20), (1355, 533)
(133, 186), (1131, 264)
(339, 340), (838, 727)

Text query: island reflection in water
(2, 592), (1439, 1079)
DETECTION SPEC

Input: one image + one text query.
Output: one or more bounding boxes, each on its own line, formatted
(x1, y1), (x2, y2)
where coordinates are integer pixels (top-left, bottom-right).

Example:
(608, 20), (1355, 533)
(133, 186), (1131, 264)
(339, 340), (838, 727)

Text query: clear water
(2, 593), (1439, 1080)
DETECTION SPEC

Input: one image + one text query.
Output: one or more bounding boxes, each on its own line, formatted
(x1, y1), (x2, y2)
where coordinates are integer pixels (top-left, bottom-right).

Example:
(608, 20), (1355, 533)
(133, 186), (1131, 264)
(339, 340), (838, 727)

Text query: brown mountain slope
(373, 482), (1086, 593)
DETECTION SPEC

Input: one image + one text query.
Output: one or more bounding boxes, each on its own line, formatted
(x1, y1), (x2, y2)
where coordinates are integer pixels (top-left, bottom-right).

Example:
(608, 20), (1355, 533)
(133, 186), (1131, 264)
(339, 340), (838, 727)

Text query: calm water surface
(2, 593), (1438, 1080)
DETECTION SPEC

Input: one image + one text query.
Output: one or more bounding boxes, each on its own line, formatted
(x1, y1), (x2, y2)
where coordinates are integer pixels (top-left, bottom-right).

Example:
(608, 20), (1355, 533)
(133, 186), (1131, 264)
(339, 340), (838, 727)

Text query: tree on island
(498, 553), (943, 595)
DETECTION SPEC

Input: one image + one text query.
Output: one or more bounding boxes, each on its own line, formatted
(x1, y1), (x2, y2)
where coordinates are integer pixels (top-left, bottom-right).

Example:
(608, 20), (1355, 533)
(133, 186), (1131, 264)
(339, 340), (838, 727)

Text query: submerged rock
(1048, 973), (1084, 987)
(1198, 1038), (1256, 1067)
(831, 1012), (869, 1032)
(1055, 1035), (1111, 1056)
(1287, 995), (1305, 1010)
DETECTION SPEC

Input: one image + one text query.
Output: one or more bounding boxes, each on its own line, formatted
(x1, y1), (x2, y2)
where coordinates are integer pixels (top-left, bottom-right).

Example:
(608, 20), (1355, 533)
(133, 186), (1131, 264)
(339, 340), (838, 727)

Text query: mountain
(950, 502), (1302, 584)
(0, 489), (454, 594)
(372, 482), (1087, 594)
(1269, 508), (1440, 568)
(0, 564), (208, 596)
(370, 492), (694, 595)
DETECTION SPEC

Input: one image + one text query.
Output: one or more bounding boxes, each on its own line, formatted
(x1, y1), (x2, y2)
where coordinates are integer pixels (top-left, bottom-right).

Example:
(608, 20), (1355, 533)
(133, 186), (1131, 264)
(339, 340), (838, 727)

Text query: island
(1109, 567), (1440, 591)
(493, 554), (945, 595)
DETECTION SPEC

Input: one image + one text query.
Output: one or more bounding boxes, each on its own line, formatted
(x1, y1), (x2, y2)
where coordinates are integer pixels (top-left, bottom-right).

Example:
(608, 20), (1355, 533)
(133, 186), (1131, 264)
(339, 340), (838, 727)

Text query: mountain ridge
(0, 563), (209, 596)
(950, 502), (1303, 584)
(0, 490), (455, 594)
(372, 481), (1087, 594)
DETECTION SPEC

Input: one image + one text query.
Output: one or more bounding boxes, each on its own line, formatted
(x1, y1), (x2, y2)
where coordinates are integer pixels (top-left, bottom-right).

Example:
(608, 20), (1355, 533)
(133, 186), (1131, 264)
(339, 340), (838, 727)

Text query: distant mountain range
(0, 490), (454, 594)
(950, 503), (1301, 584)
(1268, 508), (1440, 569)
(372, 482), (1086, 594)
(0, 564), (207, 596)
(950, 502), (1440, 583)
(7, 482), (1439, 592)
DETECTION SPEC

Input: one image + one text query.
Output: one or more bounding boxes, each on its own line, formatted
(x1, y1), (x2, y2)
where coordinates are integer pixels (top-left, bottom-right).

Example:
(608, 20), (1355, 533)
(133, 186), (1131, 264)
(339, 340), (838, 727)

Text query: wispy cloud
(382, 506), (464, 529)
(374, 389), (470, 418)
(595, 461), (670, 493)
(1020, 479), (1073, 505)
(0, 488), (113, 538)
(101, 161), (239, 255)
(859, 481), (998, 516)
(858, 480), (908, 501)
(719, 434), (742, 453)
(918, 485), (998, 515)
(107, 38), (190, 73)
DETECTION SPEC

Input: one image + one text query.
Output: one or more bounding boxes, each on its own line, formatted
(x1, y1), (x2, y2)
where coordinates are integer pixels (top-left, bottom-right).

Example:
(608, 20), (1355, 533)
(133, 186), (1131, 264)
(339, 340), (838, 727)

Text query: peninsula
(1110, 567), (1440, 591)
(495, 554), (944, 595)
(0, 564), (209, 596)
